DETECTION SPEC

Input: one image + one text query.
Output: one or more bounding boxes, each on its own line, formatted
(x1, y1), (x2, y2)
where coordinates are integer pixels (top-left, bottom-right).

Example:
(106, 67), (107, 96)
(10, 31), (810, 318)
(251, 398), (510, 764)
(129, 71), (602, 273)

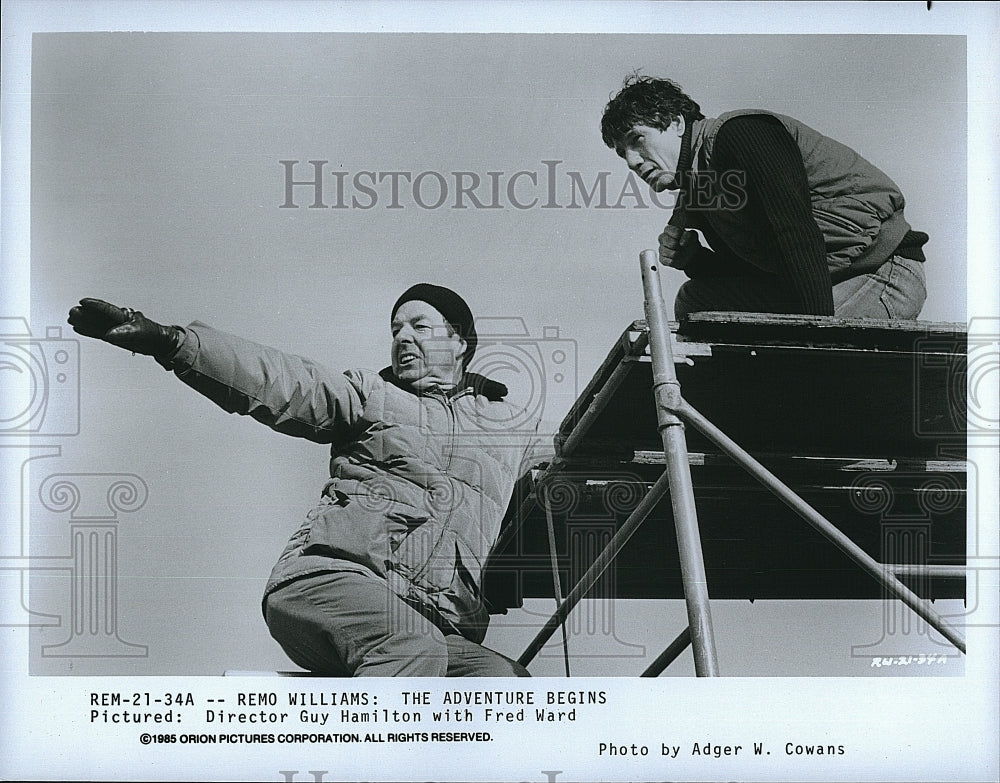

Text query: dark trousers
(264, 568), (529, 677)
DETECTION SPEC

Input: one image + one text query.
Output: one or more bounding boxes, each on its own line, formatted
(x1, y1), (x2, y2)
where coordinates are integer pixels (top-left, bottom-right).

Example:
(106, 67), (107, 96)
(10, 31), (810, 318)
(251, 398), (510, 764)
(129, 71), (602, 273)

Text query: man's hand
(658, 225), (701, 270)
(67, 298), (182, 358)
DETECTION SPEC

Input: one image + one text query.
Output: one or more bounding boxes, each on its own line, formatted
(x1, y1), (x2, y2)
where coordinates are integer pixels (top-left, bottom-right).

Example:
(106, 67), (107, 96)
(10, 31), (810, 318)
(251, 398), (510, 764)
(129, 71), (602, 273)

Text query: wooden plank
(675, 311), (967, 352)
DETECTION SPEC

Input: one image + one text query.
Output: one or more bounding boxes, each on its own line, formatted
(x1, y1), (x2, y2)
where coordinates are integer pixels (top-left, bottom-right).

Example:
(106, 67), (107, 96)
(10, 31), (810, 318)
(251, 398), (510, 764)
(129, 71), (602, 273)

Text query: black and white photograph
(2, 1), (998, 781)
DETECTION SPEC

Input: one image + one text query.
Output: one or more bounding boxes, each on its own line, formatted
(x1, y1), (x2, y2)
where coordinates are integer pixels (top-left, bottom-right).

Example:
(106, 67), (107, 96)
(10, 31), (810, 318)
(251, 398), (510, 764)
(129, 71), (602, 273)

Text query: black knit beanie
(391, 283), (478, 367)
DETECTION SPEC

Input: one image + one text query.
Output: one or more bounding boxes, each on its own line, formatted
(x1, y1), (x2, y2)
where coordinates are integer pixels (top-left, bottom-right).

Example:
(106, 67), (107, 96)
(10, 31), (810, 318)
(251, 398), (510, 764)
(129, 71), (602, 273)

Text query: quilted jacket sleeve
(161, 321), (371, 444)
(517, 417), (560, 478)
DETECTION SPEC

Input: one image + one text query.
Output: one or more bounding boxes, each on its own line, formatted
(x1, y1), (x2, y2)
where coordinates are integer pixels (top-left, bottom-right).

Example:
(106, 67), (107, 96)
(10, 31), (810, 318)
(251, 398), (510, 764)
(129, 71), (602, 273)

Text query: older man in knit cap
(68, 285), (552, 676)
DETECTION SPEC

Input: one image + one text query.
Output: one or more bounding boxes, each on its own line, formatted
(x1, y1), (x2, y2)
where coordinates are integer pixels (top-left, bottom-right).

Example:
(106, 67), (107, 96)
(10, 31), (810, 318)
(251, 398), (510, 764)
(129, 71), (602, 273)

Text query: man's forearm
(166, 322), (364, 443)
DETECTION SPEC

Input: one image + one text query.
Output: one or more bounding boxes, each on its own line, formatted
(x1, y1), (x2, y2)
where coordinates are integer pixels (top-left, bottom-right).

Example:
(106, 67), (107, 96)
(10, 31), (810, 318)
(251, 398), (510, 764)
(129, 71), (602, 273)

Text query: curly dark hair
(600, 74), (704, 150)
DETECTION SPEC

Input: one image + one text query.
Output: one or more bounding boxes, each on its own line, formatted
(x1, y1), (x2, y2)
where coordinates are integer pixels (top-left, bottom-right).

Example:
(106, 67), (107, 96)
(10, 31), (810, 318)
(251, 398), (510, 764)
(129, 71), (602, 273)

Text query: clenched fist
(658, 224), (701, 270)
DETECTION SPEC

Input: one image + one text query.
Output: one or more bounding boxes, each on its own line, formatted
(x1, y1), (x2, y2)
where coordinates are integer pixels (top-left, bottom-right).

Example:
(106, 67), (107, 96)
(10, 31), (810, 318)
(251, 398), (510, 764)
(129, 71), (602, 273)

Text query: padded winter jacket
(164, 322), (553, 642)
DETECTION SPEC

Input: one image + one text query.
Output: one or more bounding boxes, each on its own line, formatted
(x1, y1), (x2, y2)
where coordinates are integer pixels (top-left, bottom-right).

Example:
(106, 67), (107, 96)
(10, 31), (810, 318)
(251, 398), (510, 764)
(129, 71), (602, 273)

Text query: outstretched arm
(68, 298), (368, 444)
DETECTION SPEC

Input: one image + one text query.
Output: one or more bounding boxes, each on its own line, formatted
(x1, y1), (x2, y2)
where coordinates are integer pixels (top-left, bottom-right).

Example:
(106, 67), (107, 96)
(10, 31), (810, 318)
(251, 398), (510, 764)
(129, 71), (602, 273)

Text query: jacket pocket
(813, 207), (864, 236)
(390, 520), (455, 595)
(302, 493), (396, 577)
(813, 200), (882, 269)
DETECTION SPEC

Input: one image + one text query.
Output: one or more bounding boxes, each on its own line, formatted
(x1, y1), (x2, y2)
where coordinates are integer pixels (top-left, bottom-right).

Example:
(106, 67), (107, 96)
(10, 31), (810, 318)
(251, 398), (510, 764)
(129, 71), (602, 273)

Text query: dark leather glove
(67, 298), (182, 358)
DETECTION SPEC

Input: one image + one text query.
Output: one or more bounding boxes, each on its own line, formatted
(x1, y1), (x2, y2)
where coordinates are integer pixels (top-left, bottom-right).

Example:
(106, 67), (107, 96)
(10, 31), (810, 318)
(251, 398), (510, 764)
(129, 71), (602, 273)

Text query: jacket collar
(378, 367), (509, 402)
(686, 116), (711, 175)
(668, 118), (697, 189)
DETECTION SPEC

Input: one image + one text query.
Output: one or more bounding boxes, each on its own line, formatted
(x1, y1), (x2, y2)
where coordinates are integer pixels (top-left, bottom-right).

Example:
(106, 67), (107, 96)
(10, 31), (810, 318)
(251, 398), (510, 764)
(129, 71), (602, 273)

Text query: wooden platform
(483, 313), (967, 609)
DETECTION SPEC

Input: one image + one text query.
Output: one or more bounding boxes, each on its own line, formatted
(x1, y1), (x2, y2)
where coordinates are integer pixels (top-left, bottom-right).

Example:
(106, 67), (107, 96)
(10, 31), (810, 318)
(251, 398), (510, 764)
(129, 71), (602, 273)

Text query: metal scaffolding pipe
(514, 249), (965, 675)
(641, 626), (692, 677)
(890, 564), (967, 579)
(491, 491), (537, 562)
(560, 358), (635, 457)
(640, 249), (719, 677)
(517, 470), (673, 667)
(676, 399), (967, 654)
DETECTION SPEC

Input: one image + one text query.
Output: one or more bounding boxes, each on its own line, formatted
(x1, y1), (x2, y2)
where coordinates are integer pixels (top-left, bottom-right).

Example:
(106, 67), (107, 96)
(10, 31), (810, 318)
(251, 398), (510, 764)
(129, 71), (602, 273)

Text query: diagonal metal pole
(675, 399), (967, 654)
(517, 470), (673, 667)
(641, 626), (693, 677)
(539, 483), (572, 676)
(640, 249), (720, 676)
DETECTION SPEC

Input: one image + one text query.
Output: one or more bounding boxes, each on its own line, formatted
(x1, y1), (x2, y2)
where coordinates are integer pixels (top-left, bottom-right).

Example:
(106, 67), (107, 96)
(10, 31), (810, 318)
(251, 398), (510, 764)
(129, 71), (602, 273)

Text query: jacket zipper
(813, 207), (863, 235)
(411, 388), (465, 582)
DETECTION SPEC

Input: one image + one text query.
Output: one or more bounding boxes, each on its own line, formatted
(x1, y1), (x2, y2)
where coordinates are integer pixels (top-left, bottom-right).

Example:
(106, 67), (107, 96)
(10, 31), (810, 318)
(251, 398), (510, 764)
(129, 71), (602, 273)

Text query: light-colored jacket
(164, 322), (553, 642)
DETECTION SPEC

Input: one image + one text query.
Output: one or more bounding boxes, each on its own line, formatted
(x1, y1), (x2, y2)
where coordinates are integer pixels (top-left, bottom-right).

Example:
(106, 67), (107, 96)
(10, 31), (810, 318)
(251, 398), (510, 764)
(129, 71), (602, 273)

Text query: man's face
(391, 300), (467, 391)
(617, 118), (686, 192)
